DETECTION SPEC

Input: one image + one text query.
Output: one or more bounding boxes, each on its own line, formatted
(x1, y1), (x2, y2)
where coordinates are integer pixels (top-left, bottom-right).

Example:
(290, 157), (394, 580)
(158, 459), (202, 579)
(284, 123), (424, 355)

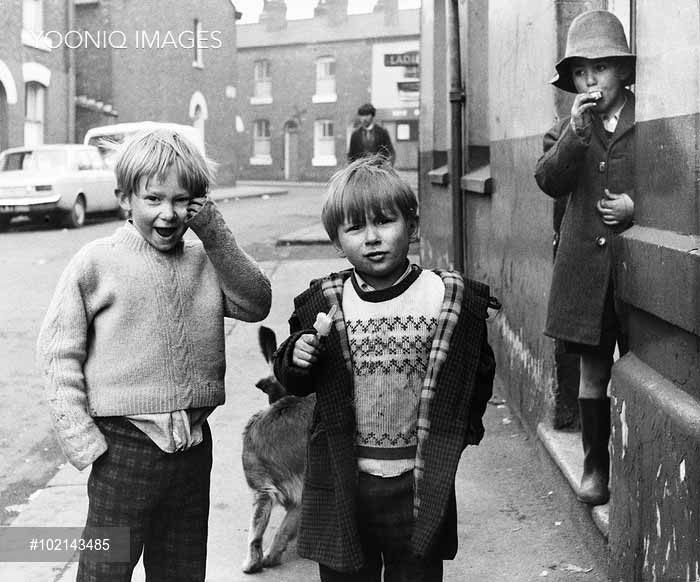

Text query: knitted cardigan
(273, 268), (495, 572)
(37, 200), (271, 470)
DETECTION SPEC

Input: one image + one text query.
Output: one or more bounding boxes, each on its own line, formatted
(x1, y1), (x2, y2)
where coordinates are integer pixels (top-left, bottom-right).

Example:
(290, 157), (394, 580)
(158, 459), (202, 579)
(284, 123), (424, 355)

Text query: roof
(237, 9), (420, 49)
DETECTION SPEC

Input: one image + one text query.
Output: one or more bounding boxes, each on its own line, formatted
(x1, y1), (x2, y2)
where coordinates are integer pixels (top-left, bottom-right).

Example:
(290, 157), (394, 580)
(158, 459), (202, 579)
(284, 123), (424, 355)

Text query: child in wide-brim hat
(535, 9), (636, 507)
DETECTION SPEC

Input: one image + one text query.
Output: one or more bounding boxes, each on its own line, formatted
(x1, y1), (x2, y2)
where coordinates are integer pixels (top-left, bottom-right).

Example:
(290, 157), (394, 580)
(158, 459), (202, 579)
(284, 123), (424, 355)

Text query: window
(23, 0), (42, 36)
(312, 119), (336, 166)
(313, 57), (337, 103)
(251, 119), (271, 165)
(24, 82), (45, 146)
(192, 19), (204, 68)
(251, 60), (272, 104)
(404, 64), (419, 79)
(396, 121), (418, 142)
(22, 0), (49, 50)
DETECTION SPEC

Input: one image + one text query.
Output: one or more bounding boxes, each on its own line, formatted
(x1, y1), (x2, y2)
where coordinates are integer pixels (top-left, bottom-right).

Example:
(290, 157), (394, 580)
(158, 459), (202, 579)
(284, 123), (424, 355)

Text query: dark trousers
(77, 417), (212, 582)
(319, 471), (443, 582)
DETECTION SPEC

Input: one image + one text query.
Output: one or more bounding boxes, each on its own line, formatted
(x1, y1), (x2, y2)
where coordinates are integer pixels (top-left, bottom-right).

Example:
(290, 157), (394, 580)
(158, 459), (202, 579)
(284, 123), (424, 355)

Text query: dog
(241, 326), (315, 574)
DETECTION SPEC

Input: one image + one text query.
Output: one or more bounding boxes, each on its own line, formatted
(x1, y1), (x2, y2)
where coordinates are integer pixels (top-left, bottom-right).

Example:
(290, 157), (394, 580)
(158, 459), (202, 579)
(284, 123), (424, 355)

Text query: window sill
(249, 156), (272, 166)
(22, 30), (51, 52)
(312, 93), (337, 104)
(312, 155), (337, 167)
(428, 165), (449, 185)
(460, 164), (493, 195)
(250, 96), (273, 105)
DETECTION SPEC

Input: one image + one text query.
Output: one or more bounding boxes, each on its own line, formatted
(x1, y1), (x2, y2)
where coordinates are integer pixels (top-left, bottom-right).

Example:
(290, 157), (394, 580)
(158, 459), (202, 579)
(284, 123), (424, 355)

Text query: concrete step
(537, 423), (610, 539)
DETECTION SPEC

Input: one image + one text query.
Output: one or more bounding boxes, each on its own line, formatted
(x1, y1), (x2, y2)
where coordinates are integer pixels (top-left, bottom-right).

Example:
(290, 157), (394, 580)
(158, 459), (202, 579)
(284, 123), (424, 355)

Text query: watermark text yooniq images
(25, 29), (224, 50)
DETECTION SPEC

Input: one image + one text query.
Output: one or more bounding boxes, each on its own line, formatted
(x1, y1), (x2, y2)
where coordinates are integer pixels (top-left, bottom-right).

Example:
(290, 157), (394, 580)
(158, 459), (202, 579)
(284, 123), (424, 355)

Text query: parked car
(84, 121), (205, 168)
(0, 144), (122, 229)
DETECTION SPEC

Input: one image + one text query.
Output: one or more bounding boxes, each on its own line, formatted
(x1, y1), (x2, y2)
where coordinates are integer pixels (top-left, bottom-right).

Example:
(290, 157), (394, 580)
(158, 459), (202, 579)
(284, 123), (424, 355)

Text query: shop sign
(384, 51), (419, 67)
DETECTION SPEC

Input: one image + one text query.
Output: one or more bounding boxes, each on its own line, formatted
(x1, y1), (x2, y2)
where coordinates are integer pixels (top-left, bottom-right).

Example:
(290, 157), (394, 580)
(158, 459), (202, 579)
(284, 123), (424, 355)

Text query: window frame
(24, 81), (45, 146)
(312, 56), (337, 104)
(251, 60), (272, 104)
(312, 119), (336, 166)
(22, 0), (50, 51)
(251, 118), (272, 165)
(192, 18), (204, 69)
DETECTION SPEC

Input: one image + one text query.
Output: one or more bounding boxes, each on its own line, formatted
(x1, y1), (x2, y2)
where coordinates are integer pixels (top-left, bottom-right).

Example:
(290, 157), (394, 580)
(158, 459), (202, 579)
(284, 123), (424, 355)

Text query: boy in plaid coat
(274, 156), (495, 581)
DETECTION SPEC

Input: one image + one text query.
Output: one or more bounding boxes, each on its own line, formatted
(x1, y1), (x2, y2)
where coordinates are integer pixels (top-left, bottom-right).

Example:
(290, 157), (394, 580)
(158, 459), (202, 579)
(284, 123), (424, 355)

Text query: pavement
(0, 177), (611, 581)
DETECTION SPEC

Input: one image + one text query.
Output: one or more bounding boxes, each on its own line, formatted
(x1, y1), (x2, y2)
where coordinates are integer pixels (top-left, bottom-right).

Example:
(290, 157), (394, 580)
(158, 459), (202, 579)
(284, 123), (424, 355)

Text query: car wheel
(64, 195), (86, 228)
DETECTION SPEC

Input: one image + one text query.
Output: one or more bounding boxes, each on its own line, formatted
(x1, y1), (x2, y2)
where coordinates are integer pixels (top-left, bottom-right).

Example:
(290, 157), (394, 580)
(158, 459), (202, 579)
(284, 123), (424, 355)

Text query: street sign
(384, 51), (419, 67)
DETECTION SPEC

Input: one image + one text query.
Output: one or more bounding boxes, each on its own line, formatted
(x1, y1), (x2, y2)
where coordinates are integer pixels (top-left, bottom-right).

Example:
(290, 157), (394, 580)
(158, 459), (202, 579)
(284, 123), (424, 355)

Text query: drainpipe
(65, 0), (75, 142)
(446, 0), (465, 272)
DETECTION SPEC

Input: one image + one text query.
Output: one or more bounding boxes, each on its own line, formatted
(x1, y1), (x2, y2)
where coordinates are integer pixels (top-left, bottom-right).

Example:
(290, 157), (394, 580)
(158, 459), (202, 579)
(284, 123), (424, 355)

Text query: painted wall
(609, 0), (700, 578)
(370, 40), (419, 110)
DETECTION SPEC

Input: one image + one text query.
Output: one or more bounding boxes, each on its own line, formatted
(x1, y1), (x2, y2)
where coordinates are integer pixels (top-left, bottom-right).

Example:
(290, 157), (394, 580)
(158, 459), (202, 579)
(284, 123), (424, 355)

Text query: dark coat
(347, 124), (395, 164)
(534, 91), (635, 345)
(273, 269), (495, 572)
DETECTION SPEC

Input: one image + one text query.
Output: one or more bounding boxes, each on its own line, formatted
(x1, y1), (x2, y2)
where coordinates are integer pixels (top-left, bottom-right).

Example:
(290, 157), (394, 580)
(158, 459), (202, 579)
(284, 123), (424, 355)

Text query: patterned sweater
(343, 267), (444, 476)
(37, 200), (271, 470)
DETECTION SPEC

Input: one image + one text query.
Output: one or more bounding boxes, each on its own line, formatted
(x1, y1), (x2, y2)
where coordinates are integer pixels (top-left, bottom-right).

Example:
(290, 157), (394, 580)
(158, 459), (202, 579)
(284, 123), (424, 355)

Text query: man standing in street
(347, 103), (396, 165)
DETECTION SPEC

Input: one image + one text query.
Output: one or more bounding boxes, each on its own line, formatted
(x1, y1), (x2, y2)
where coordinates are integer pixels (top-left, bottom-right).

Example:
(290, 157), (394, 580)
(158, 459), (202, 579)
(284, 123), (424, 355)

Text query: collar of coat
(310, 267), (465, 517)
(591, 88), (635, 145)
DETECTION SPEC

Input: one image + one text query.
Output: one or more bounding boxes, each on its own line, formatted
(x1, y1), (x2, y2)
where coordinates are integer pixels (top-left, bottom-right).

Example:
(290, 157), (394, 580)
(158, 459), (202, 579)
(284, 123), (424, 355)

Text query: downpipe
(447, 0), (465, 273)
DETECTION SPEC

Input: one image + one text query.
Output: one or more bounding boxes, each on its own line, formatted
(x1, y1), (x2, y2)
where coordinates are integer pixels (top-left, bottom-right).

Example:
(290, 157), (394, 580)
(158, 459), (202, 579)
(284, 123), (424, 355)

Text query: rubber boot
(577, 397), (611, 505)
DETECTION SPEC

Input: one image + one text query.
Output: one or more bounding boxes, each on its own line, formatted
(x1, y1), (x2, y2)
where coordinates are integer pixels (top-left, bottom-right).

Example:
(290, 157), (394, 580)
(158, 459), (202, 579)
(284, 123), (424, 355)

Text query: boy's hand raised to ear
(292, 333), (321, 368)
(187, 196), (208, 221)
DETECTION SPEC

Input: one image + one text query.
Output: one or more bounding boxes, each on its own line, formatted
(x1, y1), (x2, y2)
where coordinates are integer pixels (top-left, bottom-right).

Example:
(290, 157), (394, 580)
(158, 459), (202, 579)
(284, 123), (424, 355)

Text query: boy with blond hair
(274, 156), (495, 581)
(37, 129), (271, 581)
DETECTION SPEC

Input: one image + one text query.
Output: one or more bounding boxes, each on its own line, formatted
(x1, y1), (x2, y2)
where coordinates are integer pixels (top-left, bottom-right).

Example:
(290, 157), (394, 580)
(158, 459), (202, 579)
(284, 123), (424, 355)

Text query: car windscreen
(0, 150), (70, 172)
(87, 134), (124, 167)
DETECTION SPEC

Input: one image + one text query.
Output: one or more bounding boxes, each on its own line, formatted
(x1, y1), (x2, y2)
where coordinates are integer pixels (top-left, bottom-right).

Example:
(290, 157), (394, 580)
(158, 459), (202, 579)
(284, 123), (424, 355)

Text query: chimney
(374, 0), (398, 26)
(315, 0), (347, 26)
(260, 0), (287, 31)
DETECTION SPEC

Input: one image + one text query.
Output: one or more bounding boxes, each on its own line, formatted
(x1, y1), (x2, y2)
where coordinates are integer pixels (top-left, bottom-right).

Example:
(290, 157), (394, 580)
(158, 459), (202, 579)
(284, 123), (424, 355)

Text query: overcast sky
(235, 0), (421, 24)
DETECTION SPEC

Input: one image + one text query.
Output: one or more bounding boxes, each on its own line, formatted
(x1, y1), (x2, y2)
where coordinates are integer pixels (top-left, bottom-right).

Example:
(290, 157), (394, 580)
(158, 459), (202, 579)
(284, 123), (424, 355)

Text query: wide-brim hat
(550, 10), (636, 93)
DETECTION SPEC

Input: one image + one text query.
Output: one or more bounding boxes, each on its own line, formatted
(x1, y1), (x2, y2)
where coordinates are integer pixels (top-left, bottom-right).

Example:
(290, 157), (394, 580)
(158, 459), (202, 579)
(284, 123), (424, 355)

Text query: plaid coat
(273, 268), (495, 572)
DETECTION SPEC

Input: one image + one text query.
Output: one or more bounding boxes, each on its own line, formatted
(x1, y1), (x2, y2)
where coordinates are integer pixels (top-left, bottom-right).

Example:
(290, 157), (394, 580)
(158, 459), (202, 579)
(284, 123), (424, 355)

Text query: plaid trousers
(77, 416), (212, 582)
(319, 471), (443, 582)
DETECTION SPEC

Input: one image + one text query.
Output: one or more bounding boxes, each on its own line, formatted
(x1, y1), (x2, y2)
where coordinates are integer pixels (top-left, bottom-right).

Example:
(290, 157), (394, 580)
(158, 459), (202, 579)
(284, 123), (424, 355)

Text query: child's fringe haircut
(114, 129), (217, 199)
(321, 155), (418, 242)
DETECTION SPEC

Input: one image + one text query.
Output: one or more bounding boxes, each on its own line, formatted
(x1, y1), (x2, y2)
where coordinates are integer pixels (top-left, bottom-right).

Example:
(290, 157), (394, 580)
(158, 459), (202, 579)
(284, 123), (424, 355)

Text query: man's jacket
(347, 124), (395, 164)
(274, 268), (495, 572)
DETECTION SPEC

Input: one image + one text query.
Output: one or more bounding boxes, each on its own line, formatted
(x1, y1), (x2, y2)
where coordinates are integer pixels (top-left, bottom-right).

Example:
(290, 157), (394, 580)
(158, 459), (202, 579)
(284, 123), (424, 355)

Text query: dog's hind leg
(241, 490), (274, 573)
(262, 505), (301, 568)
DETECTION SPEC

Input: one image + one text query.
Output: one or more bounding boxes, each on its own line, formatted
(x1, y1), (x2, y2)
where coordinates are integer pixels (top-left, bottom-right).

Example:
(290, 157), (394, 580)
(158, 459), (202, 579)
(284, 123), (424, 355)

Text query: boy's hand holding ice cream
(292, 305), (337, 368)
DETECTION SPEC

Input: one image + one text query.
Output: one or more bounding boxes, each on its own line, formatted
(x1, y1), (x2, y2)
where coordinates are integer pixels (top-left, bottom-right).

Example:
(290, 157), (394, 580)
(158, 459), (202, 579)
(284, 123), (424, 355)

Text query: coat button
(599, 161), (606, 173)
(596, 236), (607, 247)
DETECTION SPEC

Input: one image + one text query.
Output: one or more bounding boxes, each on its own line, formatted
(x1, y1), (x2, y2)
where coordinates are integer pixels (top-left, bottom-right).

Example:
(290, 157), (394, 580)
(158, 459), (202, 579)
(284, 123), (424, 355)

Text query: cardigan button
(596, 236), (607, 247)
(599, 161), (606, 173)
